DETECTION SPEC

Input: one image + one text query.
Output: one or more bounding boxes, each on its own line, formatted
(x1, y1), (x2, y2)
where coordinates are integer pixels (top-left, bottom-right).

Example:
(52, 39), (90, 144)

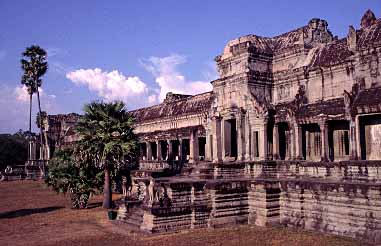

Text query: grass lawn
(0, 180), (367, 246)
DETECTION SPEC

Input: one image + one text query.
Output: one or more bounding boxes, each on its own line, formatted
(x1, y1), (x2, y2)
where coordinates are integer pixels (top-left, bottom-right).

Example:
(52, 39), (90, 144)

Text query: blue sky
(0, 0), (380, 133)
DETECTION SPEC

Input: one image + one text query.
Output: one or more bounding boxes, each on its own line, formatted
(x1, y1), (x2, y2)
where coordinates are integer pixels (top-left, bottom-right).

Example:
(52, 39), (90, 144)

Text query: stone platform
(117, 160), (381, 243)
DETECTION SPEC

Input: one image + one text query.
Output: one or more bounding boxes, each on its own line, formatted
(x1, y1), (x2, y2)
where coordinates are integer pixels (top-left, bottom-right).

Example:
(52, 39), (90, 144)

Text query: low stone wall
(118, 160), (381, 243)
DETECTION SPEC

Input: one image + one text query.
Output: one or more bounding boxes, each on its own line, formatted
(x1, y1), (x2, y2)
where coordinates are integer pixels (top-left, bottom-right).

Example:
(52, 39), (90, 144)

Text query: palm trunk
(28, 93), (32, 161)
(103, 165), (112, 209)
(36, 89), (44, 160)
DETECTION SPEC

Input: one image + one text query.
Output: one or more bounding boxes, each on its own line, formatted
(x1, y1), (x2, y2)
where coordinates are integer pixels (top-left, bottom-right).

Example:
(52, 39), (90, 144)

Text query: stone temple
(41, 10), (381, 243)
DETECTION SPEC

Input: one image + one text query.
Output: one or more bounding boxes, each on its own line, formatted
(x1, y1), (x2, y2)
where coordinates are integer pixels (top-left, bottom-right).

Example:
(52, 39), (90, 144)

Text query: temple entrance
(140, 143), (147, 160)
(198, 137), (206, 160)
(182, 139), (190, 161)
(302, 124), (321, 161)
(359, 114), (381, 160)
(278, 123), (291, 160)
(252, 131), (259, 158)
(328, 120), (349, 161)
(172, 140), (180, 160)
(160, 140), (168, 160)
(224, 119), (237, 158)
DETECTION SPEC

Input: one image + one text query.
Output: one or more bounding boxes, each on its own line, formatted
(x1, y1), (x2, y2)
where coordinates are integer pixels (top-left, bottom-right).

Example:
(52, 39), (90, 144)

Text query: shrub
(45, 149), (103, 209)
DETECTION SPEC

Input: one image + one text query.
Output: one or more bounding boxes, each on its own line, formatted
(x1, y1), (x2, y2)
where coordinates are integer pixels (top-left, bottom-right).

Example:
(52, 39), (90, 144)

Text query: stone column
(349, 119), (358, 160)
(167, 140), (173, 161)
(140, 143), (145, 160)
(189, 130), (199, 163)
(259, 121), (268, 160)
(221, 119), (227, 160)
(355, 115), (362, 160)
(178, 139), (183, 161)
(319, 121), (329, 161)
(212, 117), (222, 163)
(156, 140), (162, 161)
(237, 116), (244, 161)
(45, 145), (50, 160)
(205, 130), (211, 161)
(294, 123), (303, 160)
(146, 141), (152, 161)
(289, 126), (295, 160)
(39, 146), (44, 160)
(272, 123), (279, 160)
(29, 141), (36, 160)
(245, 117), (251, 160)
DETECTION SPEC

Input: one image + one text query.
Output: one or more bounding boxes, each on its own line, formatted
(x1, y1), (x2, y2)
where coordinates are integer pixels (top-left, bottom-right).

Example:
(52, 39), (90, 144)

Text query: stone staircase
(117, 200), (145, 231)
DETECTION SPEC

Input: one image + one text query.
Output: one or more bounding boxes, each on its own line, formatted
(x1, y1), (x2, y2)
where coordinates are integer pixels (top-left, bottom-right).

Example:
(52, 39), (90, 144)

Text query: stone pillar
(205, 130), (211, 161)
(355, 115), (362, 160)
(140, 143), (145, 160)
(189, 130), (199, 163)
(294, 123), (303, 160)
(349, 119), (358, 160)
(222, 119), (228, 160)
(245, 117), (251, 160)
(212, 117), (222, 163)
(45, 145), (50, 160)
(259, 121), (268, 160)
(156, 140), (162, 161)
(29, 141), (36, 160)
(289, 126), (295, 160)
(146, 142), (152, 161)
(178, 139), (183, 161)
(273, 123), (279, 160)
(39, 146), (44, 160)
(319, 121), (329, 161)
(237, 116), (244, 161)
(167, 140), (173, 161)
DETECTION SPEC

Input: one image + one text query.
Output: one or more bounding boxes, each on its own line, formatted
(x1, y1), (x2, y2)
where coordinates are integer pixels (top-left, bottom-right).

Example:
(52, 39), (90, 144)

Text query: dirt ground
(0, 180), (368, 246)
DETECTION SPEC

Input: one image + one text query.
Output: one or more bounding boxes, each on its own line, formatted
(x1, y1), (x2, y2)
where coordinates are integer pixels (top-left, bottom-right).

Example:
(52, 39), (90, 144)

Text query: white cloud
(15, 85), (30, 102)
(0, 84), (59, 133)
(66, 68), (154, 105)
(141, 54), (213, 101)
(14, 85), (52, 103)
(148, 94), (157, 104)
(66, 55), (215, 107)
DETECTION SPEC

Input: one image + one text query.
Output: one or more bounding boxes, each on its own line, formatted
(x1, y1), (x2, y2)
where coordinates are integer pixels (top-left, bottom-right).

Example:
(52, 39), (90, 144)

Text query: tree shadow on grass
(0, 206), (64, 219)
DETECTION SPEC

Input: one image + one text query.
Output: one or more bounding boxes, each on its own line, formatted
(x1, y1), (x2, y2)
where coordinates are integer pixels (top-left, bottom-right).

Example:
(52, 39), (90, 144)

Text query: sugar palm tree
(21, 45), (48, 159)
(75, 101), (138, 209)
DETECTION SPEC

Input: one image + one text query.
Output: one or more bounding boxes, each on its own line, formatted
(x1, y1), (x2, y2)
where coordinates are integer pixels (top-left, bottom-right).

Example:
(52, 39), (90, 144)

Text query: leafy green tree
(21, 45), (48, 158)
(75, 101), (138, 209)
(0, 133), (28, 170)
(45, 149), (104, 209)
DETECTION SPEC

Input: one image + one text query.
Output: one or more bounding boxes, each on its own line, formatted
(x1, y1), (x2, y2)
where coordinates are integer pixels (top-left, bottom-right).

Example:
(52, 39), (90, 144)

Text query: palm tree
(75, 101), (138, 209)
(21, 45), (48, 160)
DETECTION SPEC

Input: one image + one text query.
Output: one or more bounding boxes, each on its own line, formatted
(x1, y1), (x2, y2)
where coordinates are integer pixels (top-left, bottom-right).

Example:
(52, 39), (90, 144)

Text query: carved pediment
(343, 82), (361, 118)
(360, 9), (376, 29)
(248, 89), (273, 118)
(294, 84), (308, 109)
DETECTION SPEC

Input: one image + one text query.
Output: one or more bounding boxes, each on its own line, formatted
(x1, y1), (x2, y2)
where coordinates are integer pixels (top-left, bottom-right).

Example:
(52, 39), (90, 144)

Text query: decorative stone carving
(370, 52), (379, 78)
(347, 25), (357, 51)
(305, 18), (333, 45)
(360, 9), (376, 29)
(294, 84), (307, 109)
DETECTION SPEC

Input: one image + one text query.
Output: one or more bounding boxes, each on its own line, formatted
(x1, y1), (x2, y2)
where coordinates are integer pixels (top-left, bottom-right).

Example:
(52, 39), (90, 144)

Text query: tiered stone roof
(131, 92), (213, 123)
